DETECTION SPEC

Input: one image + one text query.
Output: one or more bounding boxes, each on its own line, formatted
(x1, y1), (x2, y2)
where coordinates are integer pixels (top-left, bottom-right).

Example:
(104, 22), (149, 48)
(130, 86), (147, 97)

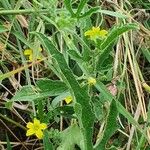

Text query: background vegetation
(0, 0), (150, 149)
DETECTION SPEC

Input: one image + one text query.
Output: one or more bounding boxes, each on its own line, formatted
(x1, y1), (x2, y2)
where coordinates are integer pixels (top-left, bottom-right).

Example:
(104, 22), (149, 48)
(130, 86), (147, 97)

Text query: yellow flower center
(88, 77), (96, 86)
(33, 124), (40, 131)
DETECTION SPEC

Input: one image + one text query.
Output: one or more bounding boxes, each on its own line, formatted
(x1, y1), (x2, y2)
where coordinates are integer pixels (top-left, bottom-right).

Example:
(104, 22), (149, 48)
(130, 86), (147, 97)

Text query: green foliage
(0, 25), (9, 33)
(96, 23), (139, 71)
(11, 79), (68, 101)
(101, 23), (138, 50)
(6, 134), (12, 150)
(75, 0), (88, 17)
(43, 130), (54, 150)
(64, 0), (75, 17)
(33, 32), (95, 150)
(97, 9), (128, 18)
(94, 100), (118, 150)
(1, 0), (149, 149)
(141, 48), (150, 63)
(57, 124), (84, 150)
(79, 7), (100, 18)
(92, 96), (105, 121)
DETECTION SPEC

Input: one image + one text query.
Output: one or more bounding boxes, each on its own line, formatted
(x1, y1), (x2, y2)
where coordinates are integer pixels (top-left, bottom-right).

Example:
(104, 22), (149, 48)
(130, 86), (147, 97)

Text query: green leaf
(37, 99), (45, 122)
(33, 32), (95, 150)
(78, 7), (128, 19)
(95, 81), (114, 102)
(5, 101), (13, 110)
(43, 130), (54, 150)
(64, 0), (75, 17)
(94, 100), (118, 150)
(101, 23), (138, 51)
(141, 48), (150, 63)
(36, 79), (68, 94)
(0, 0), (11, 9)
(0, 25), (9, 33)
(79, 7), (100, 18)
(92, 97), (104, 121)
(57, 124), (84, 150)
(6, 134), (12, 150)
(13, 31), (34, 49)
(11, 85), (39, 101)
(96, 42), (114, 71)
(75, 0), (88, 17)
(51, 91), (70, 108)
(67, 49), (83, 63)
(74, 102), (83, 124)
(136, 102), (150, 149)
(54, 106), (75, 118)
(11, 79), (68, 101)
(97, 9), (128, 19)
(78, 8), (128, 19)
(67, 31), (91, 61)
(96, 23), (138, 71)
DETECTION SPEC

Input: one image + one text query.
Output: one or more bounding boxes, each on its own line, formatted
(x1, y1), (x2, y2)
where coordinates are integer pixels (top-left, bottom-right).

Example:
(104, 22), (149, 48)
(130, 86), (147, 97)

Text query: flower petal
(84, 30), (92, 36)
(64, 96), (73, 104)
(35, 130), (43, 139)
(29, 54), (33, 61)
(26, 128), (35, 136)
(24, 49), (32, 56)
(26, 122), (33, 129)
(99, 30), (108, 37)
(40, 123), (47, 130)
(92, 27), (100, 32)
(84, 27), (108, 40)
(34, 118), (40, 126)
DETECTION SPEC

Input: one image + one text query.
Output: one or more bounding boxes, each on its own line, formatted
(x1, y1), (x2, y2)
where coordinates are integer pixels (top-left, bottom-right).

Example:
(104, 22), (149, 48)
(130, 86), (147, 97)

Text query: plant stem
(0, 9), (49, 15)
(0, 113), (26, 130)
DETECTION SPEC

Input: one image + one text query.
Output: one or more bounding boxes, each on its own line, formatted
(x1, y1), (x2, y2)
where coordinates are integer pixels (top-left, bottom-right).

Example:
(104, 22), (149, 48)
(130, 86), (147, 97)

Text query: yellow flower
(88, 77), (96, 86)
(26, 118), (47, 139)
(84, 27), (108, 40)
(24, 48), (42, 61)
(64, 96), (73, 104)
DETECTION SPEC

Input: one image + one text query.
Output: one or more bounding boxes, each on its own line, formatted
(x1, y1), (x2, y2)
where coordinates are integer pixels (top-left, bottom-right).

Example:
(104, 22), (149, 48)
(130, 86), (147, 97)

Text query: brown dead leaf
(16, 15), (28, 28)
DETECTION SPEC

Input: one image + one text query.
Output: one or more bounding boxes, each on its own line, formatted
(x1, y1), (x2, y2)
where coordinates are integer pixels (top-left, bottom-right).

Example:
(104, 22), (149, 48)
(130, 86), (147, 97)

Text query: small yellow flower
(64, 96), (73, 104)
(26, 118), (47, 139)
(84, 27), (108, 40)
(88, 77), (96, 86)
(24, 48), (42, 61)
